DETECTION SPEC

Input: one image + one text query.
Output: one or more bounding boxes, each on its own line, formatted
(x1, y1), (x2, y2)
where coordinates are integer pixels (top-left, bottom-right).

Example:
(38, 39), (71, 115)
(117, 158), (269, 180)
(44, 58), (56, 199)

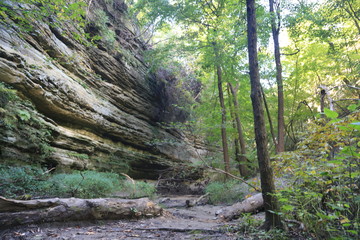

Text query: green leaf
(327, 160), (342, 165)
(282, 205), (294, 211)
(346, 230), (358, 235)
(324, 108), (338, 119)
(278, 198), (289, 202)
(16, 110), (31, 121)
(347, 104), (358, 111)
(349, 122), (360, 131)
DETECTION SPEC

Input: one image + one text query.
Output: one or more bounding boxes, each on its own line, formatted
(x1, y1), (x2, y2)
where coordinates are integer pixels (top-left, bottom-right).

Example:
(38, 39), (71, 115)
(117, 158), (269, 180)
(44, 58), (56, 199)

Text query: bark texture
(217, 193), (263, 221)
(228, 83), (249, 176)
(214, 45), (230, 173)
(246, 0), (283, 229)
(261, 86), (278, 148)
(269, 0), (285, 153)
(0, 196), (162, 229)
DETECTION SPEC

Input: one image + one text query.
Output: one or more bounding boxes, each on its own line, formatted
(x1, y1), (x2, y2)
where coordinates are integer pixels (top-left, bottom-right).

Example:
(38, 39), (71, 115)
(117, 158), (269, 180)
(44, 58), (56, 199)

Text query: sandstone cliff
(0, 0), (205, 178)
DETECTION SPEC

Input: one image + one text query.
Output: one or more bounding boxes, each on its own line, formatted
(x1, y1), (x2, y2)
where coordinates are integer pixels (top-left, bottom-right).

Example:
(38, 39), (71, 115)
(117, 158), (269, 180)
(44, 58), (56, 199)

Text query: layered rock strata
(0, 0), (206, 178)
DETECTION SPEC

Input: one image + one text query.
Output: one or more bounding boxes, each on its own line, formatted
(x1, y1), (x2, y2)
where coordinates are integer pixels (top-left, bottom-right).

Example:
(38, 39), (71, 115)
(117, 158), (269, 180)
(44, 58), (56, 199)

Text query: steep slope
(0, 0), (205, 178)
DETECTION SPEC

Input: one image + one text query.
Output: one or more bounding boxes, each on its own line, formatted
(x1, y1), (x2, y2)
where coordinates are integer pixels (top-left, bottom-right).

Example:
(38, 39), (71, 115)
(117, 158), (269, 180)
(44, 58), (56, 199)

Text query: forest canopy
(124, 0), (359, 235)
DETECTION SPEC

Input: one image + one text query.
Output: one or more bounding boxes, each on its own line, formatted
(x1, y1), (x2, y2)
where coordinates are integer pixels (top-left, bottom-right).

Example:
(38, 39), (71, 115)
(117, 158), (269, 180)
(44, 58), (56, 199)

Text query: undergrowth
(273, 109), (360, 239)
(205, 180), (244, 204)
(49, 171), (123, 198)
(122, 181), (156, 199)
(0, 83), (54, 161)
(0, 166), (156, 199)
(220, 213), (289, 240)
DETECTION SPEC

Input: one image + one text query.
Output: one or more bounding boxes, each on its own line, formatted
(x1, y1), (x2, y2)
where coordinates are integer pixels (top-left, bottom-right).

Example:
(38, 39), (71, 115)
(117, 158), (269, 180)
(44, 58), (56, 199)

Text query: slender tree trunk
(246, 0), (283, 230)
(217, 64), (230, 173)
(213, 44), (230, 173)
(261, 86), (278, 149)
(269, 0), (285, 153)
(320, 88), (326, 118)
(228, 82), (249, 176)
(227, 86), (242, 174)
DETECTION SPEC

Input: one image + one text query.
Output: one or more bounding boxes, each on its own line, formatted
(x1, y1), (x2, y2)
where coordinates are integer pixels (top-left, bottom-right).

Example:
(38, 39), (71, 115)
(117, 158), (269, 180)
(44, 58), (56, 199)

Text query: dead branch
(216, 193), (264, 221)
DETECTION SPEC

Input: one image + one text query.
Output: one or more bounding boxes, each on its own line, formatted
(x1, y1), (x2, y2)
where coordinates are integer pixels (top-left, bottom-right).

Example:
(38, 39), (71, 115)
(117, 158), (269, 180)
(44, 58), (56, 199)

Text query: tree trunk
(228, 82), (249, 176)
(0, 196), (162, 229)
(261, 86), (278, 149)
(246, 0), (283, 230)
(319, 84), (334, 111)
(213, 44), (230, 174)
(217, 64), (230, 173)
(269, 0), (285, 153)
(227, 85), (243, 175)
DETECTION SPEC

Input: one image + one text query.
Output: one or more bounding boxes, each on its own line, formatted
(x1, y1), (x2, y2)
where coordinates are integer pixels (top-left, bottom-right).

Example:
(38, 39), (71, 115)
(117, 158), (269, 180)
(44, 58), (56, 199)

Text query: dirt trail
(0, 195), (263, 240)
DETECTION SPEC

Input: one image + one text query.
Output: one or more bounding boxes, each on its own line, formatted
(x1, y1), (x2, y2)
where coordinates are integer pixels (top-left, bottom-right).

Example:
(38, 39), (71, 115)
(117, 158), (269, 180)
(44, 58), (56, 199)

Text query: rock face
(0, 0), (206, 178)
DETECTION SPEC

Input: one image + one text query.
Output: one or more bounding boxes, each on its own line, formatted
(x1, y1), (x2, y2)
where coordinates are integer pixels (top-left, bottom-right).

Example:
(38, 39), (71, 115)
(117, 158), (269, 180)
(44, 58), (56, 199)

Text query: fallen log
(0, 196), (162, 229)
(216, 193), (263, 221)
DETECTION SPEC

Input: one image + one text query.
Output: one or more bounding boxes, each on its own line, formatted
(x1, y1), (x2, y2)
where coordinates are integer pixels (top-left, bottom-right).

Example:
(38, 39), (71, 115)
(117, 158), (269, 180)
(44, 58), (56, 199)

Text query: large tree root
(0, 196), (162, 229)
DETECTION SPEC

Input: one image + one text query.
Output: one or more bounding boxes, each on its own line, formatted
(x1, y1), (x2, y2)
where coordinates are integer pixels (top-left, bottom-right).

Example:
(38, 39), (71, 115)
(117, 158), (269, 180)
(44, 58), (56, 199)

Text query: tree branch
(333, 98), (359, 102)
(281, 48), (300, 56)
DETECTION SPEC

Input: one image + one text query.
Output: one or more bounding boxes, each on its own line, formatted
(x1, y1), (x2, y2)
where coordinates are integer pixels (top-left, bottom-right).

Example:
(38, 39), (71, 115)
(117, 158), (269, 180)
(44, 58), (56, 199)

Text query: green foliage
(0, 166), (124, 199)
(0, 164), (49, 198)
(0, 83), (54, 160)
(67, 152), (89, 160)
(49, 171), (122, 198)
(122, 181), (156, 199)
(16, 109), (31, 122)
(231, 213), (290, 240)
(0, 83), (17, 108)
(1, 0), (87, 31)
(221, 213), (288, 239)
(324, 108), (339, 119)
(0, 0), (120, 47)
(205, 180), (244, 205)
(93, 9), (116, 47)
(234, 213), (262, 235)
(0, 164), (157, 199)
(274, 111), (360, 239)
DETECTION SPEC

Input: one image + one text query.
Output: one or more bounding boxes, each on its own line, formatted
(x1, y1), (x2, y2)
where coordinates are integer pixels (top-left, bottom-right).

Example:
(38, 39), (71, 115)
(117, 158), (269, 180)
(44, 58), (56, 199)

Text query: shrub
(226, 213), (288, 240)
(0, 164), (157, 200)
(0, 166), (125, 199)
(205, 180), (244, 205)
(0, 165), (49, 198)
(122, 180), (156, 199)
(93, 9), (116, 47)
(0, 83), (17, 108)
(273, 110), (360, 239)
(49, 171), (123, 198)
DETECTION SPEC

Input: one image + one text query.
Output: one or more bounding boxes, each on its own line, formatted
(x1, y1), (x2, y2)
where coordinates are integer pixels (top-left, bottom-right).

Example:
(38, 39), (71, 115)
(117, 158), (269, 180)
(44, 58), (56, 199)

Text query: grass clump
(50, 171), (123, 198)
(0, 165), (49, 198)
(0, 165), (124, 199)
(122, 180), (156, 199)
(205, 180), (244, 205)
(0, 165), (157, 199)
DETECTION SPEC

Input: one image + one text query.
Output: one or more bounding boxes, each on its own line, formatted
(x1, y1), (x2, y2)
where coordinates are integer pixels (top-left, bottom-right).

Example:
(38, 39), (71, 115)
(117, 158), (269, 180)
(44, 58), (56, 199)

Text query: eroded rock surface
(0, 0), (206, 178)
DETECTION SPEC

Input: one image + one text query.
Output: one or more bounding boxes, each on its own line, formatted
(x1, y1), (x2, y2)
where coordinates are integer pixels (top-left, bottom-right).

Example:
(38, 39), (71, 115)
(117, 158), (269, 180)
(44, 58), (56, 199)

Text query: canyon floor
(0, 195), (265, 240)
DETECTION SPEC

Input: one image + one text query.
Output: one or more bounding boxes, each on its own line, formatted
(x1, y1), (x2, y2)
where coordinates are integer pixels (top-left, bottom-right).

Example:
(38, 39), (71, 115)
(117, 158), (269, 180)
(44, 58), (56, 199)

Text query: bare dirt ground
(0, 195), (264, 240)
